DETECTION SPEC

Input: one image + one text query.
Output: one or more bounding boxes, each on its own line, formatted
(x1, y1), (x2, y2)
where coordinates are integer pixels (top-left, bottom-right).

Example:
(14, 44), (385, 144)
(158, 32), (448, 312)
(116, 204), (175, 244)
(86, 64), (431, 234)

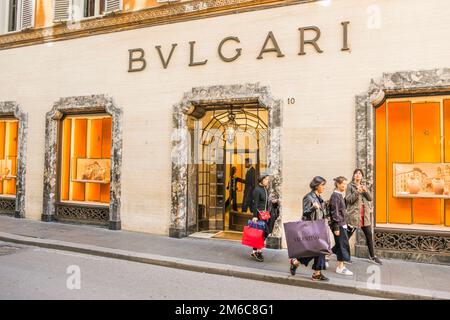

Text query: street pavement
(0, 215), (449, 299)
(0, 241), (382, 300)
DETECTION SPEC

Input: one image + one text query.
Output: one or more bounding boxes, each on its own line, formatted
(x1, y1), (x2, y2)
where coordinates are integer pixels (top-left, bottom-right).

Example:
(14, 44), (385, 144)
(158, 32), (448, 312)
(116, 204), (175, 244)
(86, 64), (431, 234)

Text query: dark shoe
(257, 252), (264, 262)
(312, 273), (329, 282)
(289, 259), (298, 276)
(369, 256), (382, 265)
(250, 252), (263, 262)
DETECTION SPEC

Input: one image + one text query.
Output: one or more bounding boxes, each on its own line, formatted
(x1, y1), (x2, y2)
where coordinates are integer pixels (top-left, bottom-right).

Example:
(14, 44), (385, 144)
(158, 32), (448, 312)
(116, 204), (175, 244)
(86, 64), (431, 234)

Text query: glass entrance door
(197, 156), (225, 232)
(224, 149), (259, 231)
(192, 106), (268, 235)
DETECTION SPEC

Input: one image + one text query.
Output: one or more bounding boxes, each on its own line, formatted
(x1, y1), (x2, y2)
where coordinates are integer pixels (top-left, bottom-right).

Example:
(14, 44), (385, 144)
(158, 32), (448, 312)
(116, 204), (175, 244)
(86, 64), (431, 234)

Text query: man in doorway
(225, 166), (245, 212)
(242, 158), (256, 213)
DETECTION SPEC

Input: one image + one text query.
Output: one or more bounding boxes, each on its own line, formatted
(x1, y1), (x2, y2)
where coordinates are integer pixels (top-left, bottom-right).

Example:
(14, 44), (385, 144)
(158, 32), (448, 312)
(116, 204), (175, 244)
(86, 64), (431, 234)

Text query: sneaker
(257, 252), (264, 262)
(369, 256), (382, 265)
(312, 273), (329, 282)
(289, 259), (298, 276)
(336, 266), (354, 276)
(250, 252), (263, 262)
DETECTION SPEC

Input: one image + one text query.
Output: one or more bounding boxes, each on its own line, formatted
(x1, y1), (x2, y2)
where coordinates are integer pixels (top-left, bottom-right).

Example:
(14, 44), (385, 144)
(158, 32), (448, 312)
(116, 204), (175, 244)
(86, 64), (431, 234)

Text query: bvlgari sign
(127, 22), (350, 72)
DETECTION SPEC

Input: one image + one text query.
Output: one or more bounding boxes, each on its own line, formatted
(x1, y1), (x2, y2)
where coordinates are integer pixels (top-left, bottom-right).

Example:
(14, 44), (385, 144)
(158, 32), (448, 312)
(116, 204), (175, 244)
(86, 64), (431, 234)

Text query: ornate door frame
(170, 83), (283, 249)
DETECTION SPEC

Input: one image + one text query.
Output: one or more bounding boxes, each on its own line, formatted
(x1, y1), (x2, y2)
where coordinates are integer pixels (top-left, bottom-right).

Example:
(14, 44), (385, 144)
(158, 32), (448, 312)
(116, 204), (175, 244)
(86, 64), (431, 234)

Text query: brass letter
(218, 36), (242, 62)
(257, 31), (285, 60)
(128, 48), (147, 72)
(341, 21), (350, 51)
(298, 26), (323, 55)
(189, 41), (208, 66)
(155, 44), (178, 69)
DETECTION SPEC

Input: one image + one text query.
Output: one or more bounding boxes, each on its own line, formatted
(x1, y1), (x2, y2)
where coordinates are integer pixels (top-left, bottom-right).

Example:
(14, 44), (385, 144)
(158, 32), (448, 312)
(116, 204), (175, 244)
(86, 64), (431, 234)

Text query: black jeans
(298, 255), (326, 271)
(332, 226), (351, 262)
(348, 226), (375, 258)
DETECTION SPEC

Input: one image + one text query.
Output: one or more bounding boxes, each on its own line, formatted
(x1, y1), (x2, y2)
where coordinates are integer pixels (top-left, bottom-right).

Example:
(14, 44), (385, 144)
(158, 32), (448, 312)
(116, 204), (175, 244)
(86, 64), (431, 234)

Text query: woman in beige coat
(345, 169), (382, 265)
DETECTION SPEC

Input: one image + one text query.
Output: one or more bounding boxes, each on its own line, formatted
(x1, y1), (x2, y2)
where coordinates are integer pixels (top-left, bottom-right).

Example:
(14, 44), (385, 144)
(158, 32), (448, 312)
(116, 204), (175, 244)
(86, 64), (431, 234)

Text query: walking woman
(329, 176), (353, 276)
(250, 174), (278, 262)
(290, 176), (329, 282)
(345, 169), (382, 265)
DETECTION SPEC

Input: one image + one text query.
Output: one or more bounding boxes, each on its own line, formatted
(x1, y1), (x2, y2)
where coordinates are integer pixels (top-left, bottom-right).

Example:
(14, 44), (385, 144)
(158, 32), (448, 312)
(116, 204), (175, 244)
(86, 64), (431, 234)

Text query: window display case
(394, 163), (450, 198)
(376, 97), (450, 226)
(0, 119), (18, 197)
(72, 158), (111, 184)
(60, 115), (112, 205)
(0, 157), (17, 180)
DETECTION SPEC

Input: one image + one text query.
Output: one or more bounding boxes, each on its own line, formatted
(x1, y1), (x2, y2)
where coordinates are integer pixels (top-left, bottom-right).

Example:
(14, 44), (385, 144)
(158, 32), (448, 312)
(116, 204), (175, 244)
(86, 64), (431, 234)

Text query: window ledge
(375, 223), (450, 236)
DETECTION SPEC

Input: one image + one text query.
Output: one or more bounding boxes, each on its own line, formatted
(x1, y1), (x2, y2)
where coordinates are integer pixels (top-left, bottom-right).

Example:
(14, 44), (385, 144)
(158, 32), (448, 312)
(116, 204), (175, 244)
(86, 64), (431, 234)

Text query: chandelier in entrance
(224, 111), (239, 144)
(199, 106), (269, 148)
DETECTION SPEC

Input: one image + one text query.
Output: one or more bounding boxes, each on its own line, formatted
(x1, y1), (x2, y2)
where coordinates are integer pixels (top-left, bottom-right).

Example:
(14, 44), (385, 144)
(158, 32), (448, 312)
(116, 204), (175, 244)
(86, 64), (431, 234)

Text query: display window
(0, 118), (18, 197)
(376, 96), (450, 227)
(59, 114), (111, 205)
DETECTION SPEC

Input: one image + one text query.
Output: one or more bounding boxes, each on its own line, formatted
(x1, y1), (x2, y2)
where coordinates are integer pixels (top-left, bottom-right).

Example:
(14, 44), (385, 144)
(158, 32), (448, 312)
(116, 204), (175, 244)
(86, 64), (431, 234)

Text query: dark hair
(334, 176), (347, 188)
(309, 176), (326, 191)
(352, 169), (365, 182)
(258, 174), (269, 184)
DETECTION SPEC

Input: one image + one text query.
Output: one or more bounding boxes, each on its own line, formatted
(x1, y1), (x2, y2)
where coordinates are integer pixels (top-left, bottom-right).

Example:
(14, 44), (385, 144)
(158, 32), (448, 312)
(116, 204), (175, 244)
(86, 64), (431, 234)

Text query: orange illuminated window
(375, 96), (450, 227)
(60, 115), (112, 205)
(0, 119), (18, 197)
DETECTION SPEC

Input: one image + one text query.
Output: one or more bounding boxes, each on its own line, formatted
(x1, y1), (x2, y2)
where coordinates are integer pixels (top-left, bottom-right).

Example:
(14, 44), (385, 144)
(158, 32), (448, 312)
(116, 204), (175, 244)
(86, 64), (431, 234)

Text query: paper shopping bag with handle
(283, 219), (331, 258)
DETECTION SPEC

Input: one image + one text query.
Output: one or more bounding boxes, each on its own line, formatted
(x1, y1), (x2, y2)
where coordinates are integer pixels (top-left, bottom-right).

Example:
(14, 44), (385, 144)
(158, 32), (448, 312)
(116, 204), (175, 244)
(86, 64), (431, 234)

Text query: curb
(0, 231), (446, 300)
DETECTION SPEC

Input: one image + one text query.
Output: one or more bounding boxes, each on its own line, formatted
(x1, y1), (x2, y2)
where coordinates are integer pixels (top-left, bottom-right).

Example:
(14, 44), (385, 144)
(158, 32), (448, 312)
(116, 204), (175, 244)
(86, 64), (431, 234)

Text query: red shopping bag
(241, 225), (265, 249)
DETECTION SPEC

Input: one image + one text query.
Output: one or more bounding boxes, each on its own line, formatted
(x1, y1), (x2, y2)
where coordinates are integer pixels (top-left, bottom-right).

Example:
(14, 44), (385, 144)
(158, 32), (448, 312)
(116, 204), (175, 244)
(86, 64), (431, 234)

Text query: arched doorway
(170, 83), (283, 248)
(191, 106), (268, 238)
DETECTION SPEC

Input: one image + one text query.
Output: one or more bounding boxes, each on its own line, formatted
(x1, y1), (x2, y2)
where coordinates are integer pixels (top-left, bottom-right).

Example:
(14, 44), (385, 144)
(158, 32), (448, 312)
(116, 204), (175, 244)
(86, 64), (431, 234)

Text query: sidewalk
(0, 215), (449, 300)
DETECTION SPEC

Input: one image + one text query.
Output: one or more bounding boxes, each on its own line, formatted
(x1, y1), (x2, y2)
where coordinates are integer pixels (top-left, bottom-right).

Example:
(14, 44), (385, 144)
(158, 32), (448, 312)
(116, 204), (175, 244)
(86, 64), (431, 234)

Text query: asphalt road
(0, 241), (381, 300)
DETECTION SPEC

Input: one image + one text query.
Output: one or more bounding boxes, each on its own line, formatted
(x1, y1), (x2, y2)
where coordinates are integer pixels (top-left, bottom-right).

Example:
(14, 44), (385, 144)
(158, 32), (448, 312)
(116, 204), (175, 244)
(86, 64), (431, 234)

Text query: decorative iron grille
(0, 198), (15, 215)
(55, 203), (109, 226)
(374, 229), (450, 254)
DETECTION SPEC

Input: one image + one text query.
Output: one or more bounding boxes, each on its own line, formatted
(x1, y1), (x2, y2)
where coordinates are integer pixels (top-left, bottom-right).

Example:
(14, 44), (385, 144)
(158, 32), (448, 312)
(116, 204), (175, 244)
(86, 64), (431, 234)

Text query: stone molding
(355, 68), (450, 263)
(0, 101), (28, 218)
(0, 0), (318, 50)
(42, 94), (123, 230)
(170, 83), (283, 247)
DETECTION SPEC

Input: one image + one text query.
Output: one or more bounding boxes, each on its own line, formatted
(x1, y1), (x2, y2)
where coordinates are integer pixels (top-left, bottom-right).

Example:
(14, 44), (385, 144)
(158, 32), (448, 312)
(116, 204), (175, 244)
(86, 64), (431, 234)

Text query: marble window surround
(355, 68), (450, 263)
(170, 83), (283, 249)
(0, 101), (27, 218)
(42, 94), (123, 230)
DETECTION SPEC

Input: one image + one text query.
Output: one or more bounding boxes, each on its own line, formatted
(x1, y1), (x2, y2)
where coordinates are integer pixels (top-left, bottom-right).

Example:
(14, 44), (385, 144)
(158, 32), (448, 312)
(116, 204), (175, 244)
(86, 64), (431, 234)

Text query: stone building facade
(0, 0), (449, 264)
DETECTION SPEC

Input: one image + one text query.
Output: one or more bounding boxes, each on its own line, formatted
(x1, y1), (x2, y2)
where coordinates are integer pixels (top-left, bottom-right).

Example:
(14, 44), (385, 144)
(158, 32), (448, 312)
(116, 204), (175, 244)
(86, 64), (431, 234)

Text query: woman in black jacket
(289, 176), (329, 282)
(250, 174), (279, 262)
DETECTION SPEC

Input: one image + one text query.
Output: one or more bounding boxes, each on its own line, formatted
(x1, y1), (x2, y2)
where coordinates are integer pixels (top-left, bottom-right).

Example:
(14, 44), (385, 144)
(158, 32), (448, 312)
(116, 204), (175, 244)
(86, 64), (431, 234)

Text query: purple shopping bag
(283, 219), (331, 258)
